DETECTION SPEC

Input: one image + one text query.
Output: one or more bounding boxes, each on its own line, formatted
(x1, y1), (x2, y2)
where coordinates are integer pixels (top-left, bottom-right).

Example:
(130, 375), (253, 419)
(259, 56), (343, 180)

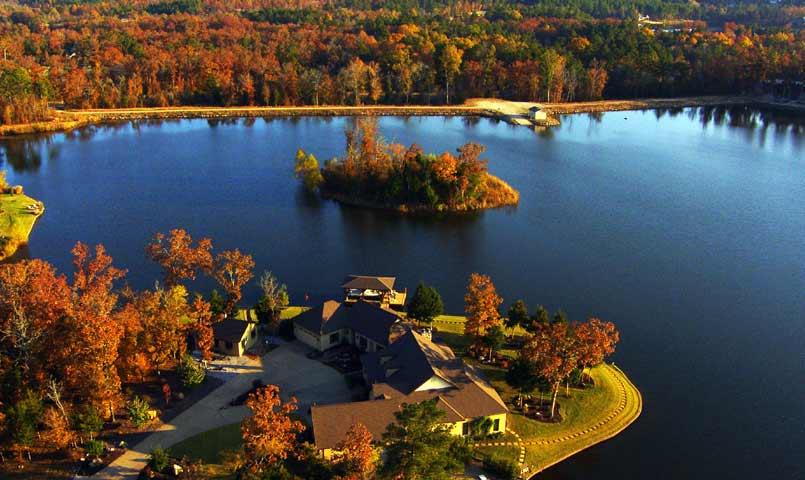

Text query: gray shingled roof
(212, 319), (254, 343)
(293, 299), (401, 346)
(341, 275), (396, 291)
(312, 331), (508, 450)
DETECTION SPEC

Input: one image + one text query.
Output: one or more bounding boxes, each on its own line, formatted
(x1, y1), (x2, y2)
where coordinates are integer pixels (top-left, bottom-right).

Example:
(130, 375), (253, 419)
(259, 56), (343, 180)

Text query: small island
(295, 119), (519, 213)
(0, 171), (44, 261)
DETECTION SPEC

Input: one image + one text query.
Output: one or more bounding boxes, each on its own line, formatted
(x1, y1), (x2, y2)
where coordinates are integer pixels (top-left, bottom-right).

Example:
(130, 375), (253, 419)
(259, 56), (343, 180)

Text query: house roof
(212, 319), (255, 343)
(341, 275), (396, 291)
(293, 299), (401, 346)
(311, 331), (508, 450)
(363, 330), (465, 396)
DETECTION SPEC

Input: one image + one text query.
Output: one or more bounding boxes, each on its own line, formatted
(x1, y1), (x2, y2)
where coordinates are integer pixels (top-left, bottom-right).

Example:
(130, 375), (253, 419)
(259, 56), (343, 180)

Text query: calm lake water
(2, 107), (804, 479)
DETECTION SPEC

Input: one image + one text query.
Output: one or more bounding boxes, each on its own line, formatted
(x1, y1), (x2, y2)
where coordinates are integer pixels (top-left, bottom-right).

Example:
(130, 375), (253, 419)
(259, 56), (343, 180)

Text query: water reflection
(0, 136), (59, 172)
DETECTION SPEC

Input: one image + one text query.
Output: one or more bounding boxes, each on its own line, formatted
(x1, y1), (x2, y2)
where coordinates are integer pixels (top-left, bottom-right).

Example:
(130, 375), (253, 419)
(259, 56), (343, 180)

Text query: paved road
(94, 342), (352, 479)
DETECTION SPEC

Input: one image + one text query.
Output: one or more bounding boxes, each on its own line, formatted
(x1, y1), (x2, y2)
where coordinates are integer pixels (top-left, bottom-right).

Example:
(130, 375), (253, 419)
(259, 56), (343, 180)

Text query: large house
(311, 330), (508, 458)
(293, 299), (403, 353)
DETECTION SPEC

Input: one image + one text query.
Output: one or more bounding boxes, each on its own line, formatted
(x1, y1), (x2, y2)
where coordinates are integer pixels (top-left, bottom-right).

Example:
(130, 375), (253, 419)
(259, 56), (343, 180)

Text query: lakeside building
(293, 299), (404, 353)
(212, 318), (258, 356)
(311, 329), (508, 458)
(342, 275), (407, 309)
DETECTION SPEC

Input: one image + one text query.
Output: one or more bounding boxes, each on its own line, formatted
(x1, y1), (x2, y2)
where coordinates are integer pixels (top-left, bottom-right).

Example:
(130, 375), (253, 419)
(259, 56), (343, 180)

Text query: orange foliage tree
(464, 273), (503, 348)
(335, 422), (378, 480)
(192, 295), (214, 362)
(62, 243), (126, 420)
(574, 318), (620, 379)
(241, 385), (305, 474)
(213, 249), (255, 313)
(145, 229), (213, 287)
(522, 321), (578, 419)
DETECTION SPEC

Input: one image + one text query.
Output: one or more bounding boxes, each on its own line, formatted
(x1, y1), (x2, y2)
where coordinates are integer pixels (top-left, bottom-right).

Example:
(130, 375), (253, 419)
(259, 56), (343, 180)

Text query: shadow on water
(0, 136), (61, 172)
(0, 244), (32, 264)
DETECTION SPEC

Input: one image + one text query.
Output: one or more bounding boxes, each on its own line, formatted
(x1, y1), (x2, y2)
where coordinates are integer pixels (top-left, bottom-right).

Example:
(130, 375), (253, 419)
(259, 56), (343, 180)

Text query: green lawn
(280, 306), (308, 320)
(170, 422), (242, 464)
(0, 193), (42, 259)
(431, 315), (641, 474)
(478, 364), (642, 474)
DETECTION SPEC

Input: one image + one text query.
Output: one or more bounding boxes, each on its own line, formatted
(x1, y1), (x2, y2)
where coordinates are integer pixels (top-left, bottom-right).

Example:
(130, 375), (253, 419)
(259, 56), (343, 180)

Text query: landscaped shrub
(73, 405), (103, 441)
(470, 417), (494, 440)
(86, 439), (105, 457)
(178, 354), (205, 389)
(127, 396), (151, 428)
(482, 454), (519, 480)
(150, 447), (170, 473)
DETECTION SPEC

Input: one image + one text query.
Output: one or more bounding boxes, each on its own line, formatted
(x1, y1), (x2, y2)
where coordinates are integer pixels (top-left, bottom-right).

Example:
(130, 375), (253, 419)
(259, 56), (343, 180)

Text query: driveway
(95, 341), (353, 479)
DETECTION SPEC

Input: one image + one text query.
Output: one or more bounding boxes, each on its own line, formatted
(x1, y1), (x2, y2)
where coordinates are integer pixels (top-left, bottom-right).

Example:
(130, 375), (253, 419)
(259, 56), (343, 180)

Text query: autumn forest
(0, 0), (803, 125)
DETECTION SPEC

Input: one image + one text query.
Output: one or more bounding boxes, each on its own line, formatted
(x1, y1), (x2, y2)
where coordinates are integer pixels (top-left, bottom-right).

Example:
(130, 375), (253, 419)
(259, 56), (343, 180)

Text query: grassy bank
(431, 314), (641, 477)
(0, 95), (769, 137)
(0, 192), (44, 260)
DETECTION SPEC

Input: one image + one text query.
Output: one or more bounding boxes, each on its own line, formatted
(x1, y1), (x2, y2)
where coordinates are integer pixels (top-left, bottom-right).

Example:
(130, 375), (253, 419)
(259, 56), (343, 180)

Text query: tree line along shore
(0, 95), (779, 137)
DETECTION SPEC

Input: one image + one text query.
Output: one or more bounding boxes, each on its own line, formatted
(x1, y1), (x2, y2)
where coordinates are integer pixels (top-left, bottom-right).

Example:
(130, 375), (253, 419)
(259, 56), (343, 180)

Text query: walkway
(94, 342), (352, 479)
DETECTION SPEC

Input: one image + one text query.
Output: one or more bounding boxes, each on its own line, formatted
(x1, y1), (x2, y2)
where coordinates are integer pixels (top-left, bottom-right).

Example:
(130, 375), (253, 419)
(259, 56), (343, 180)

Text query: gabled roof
(312, 333), (508, 450)
(293, 299), (401, 346)
(362, 330), (465, 396)
(341, 275), (396, 291)
(212, 319), (255, 343)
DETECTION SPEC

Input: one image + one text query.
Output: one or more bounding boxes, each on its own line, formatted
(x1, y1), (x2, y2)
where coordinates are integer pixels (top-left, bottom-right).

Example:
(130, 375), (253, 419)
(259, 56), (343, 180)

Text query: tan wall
(446, 413), (507, 437)
(294, 324), (321, 351)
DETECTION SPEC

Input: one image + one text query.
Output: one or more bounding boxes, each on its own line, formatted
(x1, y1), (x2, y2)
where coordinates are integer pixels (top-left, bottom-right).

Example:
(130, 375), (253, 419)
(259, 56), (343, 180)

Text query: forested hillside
(0, 0), (802, 124)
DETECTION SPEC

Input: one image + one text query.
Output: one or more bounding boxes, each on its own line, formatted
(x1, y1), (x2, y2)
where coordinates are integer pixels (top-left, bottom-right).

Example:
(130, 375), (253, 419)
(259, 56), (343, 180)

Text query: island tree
(407, 282), (444, 325)
(380, 399), (464, 480)
(301, 119), (518, 212)
(294, 149), (324, 193)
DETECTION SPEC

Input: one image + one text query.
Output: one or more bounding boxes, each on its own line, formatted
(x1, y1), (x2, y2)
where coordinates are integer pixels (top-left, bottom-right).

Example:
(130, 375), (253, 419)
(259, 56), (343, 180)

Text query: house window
(330, 332), (340, 344)
(493, 418), (500, 432)
(462, 422), (470, 436)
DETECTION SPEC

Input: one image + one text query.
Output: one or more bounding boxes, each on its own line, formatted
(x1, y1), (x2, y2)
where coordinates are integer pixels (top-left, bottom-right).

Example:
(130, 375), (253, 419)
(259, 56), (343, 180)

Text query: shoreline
(1, 95), (799, 137)
(320, 173), (519, 214)
(0, 193), (44, 261)
(525, 363), (643, 478)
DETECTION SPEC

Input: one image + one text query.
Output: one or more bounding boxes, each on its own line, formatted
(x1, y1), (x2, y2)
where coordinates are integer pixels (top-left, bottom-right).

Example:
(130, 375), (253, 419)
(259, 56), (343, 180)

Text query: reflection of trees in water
(336, 201), (486, 264)
(0, 136), (60, 172)
(696, 105), (802, 137)
(587, 112), (603, 123)
(462, 116), (481, 128)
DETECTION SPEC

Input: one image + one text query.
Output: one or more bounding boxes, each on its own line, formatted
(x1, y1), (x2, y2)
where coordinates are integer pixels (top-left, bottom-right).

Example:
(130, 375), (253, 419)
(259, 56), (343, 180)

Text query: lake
(2, 107), (803, 479)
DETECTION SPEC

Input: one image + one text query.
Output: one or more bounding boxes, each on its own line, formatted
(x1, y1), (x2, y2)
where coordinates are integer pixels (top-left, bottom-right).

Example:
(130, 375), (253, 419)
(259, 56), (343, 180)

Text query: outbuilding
(212, 319), (259, 356)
